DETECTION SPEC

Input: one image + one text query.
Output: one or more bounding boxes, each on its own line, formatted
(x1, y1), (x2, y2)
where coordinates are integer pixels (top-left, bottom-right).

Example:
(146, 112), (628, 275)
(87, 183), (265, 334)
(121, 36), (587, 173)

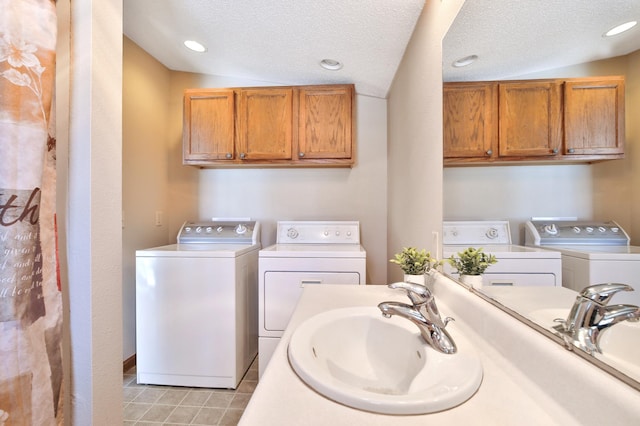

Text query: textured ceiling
(444, 0), (640, 82)
(123, 0), (425, 98)
(124, 1), (640, 97)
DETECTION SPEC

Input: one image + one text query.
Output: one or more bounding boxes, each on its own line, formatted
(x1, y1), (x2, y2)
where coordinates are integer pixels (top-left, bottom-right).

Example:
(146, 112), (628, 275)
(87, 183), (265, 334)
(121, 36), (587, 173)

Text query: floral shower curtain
(0, 0), (62, 424)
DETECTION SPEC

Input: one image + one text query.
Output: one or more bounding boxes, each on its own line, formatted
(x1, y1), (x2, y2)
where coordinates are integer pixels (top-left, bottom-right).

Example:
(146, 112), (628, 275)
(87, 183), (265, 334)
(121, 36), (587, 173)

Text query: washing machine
(525, 219), (640, 306)
(258, 221), (367, 377)
(443, 220), (562, 287)
(135, 219), (260, 388)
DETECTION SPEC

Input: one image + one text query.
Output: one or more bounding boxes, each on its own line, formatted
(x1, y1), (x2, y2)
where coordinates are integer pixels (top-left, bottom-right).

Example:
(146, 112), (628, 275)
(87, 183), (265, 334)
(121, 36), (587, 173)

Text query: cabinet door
(297, 85), (353, 160)
(237, 88), (293, 160)
(183, 89), (235, 162)
(564, 77), (625, 155)
(443, 83), (497, 159)
(498, 81), (562, 157)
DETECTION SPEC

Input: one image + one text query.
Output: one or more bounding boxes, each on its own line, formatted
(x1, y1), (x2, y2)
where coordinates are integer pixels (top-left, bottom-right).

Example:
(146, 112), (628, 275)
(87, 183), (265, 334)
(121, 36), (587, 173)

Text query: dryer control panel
(276, 221), (360, 244)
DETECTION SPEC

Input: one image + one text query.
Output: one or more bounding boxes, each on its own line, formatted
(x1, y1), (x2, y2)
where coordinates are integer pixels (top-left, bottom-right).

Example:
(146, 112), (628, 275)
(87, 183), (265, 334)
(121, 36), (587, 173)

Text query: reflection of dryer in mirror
(443, 220), (562, 287)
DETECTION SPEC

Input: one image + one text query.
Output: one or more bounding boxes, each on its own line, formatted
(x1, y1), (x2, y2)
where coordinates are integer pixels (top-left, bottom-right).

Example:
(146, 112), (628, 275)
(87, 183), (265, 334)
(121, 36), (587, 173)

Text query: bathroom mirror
(443, 0), (640, 391)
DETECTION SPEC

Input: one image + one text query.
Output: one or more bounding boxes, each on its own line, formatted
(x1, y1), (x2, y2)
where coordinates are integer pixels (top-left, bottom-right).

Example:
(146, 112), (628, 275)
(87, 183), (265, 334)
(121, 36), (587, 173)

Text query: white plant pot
(460, 274), (483, 290)
(404, 274), (425, 285)
(404, 272), (437, 291)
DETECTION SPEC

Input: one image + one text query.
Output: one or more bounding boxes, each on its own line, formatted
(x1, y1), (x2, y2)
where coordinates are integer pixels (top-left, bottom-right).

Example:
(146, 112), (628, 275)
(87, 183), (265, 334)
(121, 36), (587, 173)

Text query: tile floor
(123, 358), (258, 425)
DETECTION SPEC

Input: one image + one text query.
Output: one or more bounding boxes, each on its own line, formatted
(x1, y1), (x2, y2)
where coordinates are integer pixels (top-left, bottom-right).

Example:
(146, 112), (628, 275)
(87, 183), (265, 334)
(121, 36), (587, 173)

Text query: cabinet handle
(552, 148), (558, 154)
(486, 149), (493, 156)
(568, 148), (575, 154)
(240, 153), (246, 159)
(299, 152), (305, 158)
(225, 153), (232, 159)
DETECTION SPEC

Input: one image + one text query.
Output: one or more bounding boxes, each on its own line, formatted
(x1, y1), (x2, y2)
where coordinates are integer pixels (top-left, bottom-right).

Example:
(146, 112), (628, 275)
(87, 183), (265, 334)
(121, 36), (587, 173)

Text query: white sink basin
(287, 307), (483, 415)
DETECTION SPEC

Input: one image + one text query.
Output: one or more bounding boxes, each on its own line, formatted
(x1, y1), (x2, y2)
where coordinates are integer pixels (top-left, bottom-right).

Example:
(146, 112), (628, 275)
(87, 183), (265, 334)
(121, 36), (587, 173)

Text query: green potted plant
(390, 247), (442, 285)
(447, 247), (497, 289)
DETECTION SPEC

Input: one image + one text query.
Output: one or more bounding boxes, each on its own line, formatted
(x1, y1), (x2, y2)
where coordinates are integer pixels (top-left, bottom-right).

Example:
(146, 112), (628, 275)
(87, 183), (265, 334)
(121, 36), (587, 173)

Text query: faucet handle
(388, 281), (431, 305)
(580, 283), (633, 305)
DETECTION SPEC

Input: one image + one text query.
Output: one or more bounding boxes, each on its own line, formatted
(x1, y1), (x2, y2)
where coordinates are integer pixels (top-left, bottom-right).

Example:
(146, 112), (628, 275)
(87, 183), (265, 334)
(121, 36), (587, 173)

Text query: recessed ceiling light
(452, 55), (478, 68)
(604, 21), (637, 37)
(319, 59), (343, 71)
(184, 40), (207, 53)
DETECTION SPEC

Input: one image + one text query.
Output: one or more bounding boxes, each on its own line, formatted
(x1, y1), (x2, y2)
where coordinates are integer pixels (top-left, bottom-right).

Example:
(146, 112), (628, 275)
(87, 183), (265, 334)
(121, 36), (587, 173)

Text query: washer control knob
(184, 227), (192, 233)
(335, 231), (340, 236)
(216, 226), (224, 233)
(586, 226), (594, 233)
(486, 227), (499, 239)
(195, 226), (202, 233)
(612, 227), (620, 233)
(346, 231), (352, 237)
(206, 226), (213, 233)
(598, 226), (607, 233)
(324, 231), (329, 236)
(544, 224), (558, 235)
(572, 226), (581, 233)
(287, 228), (299, 239)
(235, 224), (247, 235)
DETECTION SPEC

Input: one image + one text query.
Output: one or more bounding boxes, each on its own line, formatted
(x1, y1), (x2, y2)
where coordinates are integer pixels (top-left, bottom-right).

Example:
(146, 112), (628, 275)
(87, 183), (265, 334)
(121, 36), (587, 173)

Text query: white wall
(627, 50), (640, 242)
(59, 0), (124, 423)
(167, 73), (389, 284)
(444, 165), (593, 243)
(387, 0), (465, 283)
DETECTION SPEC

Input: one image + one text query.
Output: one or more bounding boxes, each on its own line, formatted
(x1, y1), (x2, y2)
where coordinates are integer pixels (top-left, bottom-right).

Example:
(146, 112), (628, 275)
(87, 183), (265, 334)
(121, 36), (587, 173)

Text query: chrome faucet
(378, 281), (457, 354)
(553, 283), (640, 354)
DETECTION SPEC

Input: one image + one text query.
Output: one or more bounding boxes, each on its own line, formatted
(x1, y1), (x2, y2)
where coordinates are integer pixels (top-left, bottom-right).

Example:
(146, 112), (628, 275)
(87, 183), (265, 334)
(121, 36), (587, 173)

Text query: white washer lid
(136, 243), (261, 258)
(540, 244), (640, 260)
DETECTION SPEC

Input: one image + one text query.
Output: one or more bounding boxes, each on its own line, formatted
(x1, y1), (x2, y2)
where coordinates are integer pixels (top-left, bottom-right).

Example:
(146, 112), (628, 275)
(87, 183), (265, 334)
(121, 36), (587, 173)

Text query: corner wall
(387, 0), (465, 282)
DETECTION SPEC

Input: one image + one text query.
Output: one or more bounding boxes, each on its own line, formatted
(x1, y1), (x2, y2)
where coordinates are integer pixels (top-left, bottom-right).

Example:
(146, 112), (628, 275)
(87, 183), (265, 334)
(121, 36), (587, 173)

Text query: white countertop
(240, 282), (620, 425)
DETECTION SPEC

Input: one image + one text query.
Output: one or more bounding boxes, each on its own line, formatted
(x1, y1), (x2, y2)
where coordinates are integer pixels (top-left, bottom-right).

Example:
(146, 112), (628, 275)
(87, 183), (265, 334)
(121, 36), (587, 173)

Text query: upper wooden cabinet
(183, 84), (355, 167)
(564, 77), (625, 156)
(183, 89), (235, 161)
(443, 82), (497, 159)
(297, 85), (353, 161)
(498, 81), (562, 158)
(237, 88), (293, 161)
(444, 76), (625, 166)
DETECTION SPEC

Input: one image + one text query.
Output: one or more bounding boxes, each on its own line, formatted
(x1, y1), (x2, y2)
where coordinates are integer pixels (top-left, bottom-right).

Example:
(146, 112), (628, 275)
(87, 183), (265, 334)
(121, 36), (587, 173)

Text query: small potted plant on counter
(390, 247), (442, 286)
(447, 247), (498, 290)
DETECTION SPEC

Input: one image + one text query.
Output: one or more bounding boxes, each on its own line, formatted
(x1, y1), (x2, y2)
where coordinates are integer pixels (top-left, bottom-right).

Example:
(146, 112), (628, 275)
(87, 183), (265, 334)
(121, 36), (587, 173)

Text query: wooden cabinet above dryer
(183, 84), (355, 168)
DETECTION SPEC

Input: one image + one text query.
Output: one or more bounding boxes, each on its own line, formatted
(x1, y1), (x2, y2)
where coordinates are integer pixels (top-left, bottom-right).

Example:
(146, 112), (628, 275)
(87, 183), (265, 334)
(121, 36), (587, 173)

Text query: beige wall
(122, 38), (172, 359)
(387, 0), (465, 282)
(443, 52), (640, 244)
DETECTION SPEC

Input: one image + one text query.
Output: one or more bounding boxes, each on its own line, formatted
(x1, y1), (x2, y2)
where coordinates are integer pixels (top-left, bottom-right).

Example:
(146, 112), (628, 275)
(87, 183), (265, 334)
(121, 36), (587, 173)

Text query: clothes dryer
(258, 221), (366, 377)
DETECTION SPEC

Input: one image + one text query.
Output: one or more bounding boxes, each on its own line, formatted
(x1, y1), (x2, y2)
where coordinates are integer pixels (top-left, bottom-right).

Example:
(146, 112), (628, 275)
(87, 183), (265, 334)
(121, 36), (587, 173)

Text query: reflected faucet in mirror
(552, 283), (640, 354)
(378, 281), (457, 354)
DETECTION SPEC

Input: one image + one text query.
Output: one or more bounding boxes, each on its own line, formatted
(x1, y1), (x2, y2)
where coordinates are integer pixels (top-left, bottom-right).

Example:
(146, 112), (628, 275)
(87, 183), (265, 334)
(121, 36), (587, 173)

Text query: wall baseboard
(123, 354), (136, 373)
